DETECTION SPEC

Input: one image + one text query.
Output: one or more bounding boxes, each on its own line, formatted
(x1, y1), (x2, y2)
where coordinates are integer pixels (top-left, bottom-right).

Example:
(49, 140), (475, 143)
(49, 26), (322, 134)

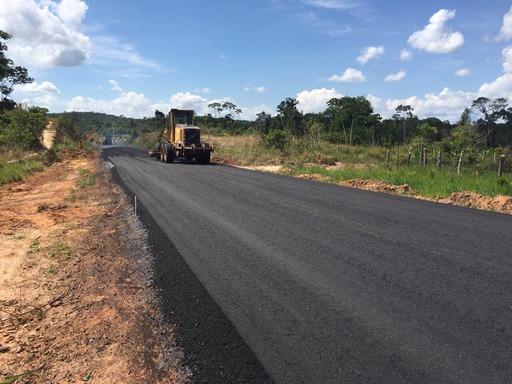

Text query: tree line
(1, 27), (511, 162)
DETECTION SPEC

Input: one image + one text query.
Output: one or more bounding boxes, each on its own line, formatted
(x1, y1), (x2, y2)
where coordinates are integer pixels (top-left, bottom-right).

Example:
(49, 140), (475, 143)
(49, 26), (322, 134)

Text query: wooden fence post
(407, 147), (412, 166)
(498, 155), (506, 176)
(386, 150), (391, 165)
(457, 150), (464, 175)
(437, 151), (442, 169)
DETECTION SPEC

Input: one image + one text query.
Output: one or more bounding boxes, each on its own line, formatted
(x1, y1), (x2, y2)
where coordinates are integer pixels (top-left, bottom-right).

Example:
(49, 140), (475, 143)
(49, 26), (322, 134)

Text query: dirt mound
(442, 192), (512, 213)
(339, 179), (511, 214)
(296, 173), (330, 182)
(340, 179), (413, 194)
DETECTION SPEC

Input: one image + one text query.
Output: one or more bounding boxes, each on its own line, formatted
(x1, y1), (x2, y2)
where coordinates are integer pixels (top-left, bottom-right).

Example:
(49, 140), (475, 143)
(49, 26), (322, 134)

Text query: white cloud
(195, 88), (211, 94)
(15, 81), (60, 94)
(239, 104), (275, 120)
(368, 87), (475, 123)
(455, 68), (469, 77)
(400, 49), (412, 61)
(478, 73), (512, 100)
(91, 35), (160, 71)
(0, 0), (91, 67)
(245, 86), (266, 93)
(408, 9), (464, 54)
(34, 94), (58, 107)
(478, 45), (512, 99)
(384, 70), (406, 82)
(169, 92), (210, 115)
(497, 6), (512, 41)
(67, 91), (154, 117)
(357, 46), (384, 64)
(109, 80), (123, 92)
(502, 45), (512, 73)
(297, 11), (352, 37)
(328, 68), (366, 82)
(296, 88), (343, 113)
(300, 0), (357, 10)
(56, 0), (88, 29)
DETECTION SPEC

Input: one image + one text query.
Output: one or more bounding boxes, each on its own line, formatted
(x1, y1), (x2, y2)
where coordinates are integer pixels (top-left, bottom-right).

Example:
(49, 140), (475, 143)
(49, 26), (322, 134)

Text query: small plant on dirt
(46, 263), (56, 275)
(27, 237), (40, 254)
(0, 369), (42, 384)
(77, 168), (95, 188)
(51, 241), (72, 261)
(65, 187), (77, 202)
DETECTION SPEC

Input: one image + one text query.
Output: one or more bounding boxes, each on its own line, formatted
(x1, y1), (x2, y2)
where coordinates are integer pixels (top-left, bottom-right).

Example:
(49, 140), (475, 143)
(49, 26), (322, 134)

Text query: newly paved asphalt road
(103, 146), (512, 384)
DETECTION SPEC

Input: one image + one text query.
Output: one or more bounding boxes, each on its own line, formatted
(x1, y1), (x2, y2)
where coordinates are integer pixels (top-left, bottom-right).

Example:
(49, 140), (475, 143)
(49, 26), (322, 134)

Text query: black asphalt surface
(102, 146), (512, 384)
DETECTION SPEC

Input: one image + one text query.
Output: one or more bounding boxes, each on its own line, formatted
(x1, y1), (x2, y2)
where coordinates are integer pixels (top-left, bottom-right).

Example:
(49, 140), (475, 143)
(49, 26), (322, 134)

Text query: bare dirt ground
(0, 150), (189, 383)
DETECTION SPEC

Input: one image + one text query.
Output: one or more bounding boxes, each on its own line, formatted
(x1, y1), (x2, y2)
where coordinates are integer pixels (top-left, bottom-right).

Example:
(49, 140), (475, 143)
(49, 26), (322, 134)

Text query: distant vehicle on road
(102, 135), (112, 145)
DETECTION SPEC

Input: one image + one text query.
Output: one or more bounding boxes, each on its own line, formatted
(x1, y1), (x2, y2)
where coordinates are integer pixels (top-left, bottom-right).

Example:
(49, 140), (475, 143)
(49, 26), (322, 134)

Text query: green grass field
(210, 134), (512, 198)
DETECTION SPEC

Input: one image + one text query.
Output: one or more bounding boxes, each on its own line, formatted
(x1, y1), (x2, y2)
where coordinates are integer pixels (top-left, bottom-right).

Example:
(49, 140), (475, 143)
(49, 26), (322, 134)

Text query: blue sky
(2, 0), (512, 122)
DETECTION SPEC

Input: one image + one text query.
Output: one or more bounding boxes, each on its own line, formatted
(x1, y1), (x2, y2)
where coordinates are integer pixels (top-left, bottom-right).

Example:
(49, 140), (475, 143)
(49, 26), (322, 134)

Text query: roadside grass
(288, 163), (512, 198)
(0, 156), (45, 185)
(77, 168), (95, 188)
(208, 134), (512, 198)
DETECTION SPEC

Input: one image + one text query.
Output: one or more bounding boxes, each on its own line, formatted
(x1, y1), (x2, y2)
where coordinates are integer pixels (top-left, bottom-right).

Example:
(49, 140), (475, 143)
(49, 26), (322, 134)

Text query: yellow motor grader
(149, 109), (213, 164)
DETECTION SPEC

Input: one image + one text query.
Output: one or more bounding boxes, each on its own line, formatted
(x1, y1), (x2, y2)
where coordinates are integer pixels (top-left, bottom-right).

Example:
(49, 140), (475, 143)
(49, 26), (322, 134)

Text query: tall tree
(207, 102), (223, 117)
(471, 97), (508, 147)
(276, 97), (303, 136)
(326, 96), (373, 145)
(255, 111), (271, 135)
(0, 30), (33, 111)
(222, 101), (237, 117)
(395, 104), (414, 144)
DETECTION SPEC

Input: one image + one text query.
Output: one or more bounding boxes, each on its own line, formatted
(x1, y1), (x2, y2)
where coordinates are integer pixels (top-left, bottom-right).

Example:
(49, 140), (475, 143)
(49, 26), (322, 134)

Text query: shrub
(264, 129), (288, 150)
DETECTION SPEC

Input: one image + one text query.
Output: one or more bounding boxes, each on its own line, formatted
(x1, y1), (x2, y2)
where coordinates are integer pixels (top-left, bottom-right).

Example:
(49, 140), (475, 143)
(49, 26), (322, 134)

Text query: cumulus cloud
(502, 45), (512, 73)
(478, 45), (512, 99)
(67, 91), (154, 116)
(455, 68), (469, 77)
(195, 88), (211, 94)
(13, 80), (60, 109)
(56, 0), (88, 29)
(357, 46), (384, 64)
(238, 104), (275, 120)
(408, 9), (464, 54)
(328, 68), (366, 82)
(0, 0), (91, 67)
(400, 49), (412, 61)
(384, 70), (406, 82)
(169, 92), (210, 115)
(296, 88), (343, 113)
(368, 87), (475, 123)
(15, 81), (60, 94)
(479, 73), (512, 99)
(497, 6), (512, 41)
